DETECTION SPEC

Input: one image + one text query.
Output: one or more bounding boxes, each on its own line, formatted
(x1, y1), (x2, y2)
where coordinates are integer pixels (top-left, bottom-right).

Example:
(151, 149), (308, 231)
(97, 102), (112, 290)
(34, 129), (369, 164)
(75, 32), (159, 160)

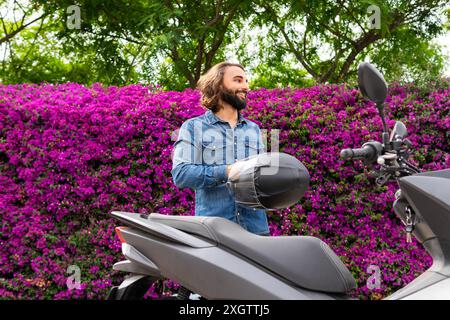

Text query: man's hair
(196, 61), (245, 113)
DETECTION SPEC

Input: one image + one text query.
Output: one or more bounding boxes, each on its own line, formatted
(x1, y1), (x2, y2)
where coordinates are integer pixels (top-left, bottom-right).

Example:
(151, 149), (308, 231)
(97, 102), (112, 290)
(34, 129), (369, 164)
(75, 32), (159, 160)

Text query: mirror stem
(377, 103), (390, 151)
(382, 132), (391, 151)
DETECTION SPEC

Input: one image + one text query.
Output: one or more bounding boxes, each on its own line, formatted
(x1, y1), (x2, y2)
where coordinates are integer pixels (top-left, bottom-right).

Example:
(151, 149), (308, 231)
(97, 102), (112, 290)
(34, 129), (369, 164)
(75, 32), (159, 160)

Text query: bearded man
(171, 62), (270, 236)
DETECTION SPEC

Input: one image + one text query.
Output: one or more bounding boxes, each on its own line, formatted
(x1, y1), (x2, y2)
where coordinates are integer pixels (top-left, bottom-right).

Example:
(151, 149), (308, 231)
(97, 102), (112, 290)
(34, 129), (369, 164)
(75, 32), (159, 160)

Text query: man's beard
(220, 88), (247, 111)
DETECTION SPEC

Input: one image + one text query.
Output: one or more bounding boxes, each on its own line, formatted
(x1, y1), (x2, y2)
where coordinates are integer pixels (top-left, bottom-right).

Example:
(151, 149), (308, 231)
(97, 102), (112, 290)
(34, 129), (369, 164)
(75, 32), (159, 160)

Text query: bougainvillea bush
(0, 81), (449, 300)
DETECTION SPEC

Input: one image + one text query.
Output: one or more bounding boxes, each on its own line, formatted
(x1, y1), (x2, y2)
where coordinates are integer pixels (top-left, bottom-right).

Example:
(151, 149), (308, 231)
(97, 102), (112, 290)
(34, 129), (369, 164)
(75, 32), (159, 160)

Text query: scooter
(106, 62), (450, 300)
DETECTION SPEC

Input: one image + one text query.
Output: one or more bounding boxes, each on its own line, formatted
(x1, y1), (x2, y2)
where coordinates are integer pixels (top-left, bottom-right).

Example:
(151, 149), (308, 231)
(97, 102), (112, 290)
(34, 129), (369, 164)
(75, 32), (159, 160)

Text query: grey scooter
(106, 63), (450, 300)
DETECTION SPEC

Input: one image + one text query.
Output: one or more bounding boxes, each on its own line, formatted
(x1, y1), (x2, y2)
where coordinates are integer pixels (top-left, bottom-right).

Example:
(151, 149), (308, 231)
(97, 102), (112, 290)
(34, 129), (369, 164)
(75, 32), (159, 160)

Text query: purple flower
(1, 81), (448, 299)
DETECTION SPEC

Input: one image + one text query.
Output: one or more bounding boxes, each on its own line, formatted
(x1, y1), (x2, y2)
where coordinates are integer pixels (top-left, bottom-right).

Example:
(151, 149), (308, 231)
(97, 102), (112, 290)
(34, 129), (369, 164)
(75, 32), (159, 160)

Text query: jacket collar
(205, 109), (247, 125)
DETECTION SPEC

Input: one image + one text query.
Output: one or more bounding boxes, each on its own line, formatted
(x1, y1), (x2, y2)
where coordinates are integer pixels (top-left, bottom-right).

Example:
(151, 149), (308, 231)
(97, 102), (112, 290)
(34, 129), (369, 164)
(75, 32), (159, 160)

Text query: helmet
(227, 152), (310, 210)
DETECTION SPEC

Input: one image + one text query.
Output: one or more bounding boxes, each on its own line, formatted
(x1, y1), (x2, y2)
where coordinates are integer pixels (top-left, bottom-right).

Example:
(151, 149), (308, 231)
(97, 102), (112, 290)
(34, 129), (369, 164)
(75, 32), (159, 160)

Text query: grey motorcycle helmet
(227, 152), (310, 210)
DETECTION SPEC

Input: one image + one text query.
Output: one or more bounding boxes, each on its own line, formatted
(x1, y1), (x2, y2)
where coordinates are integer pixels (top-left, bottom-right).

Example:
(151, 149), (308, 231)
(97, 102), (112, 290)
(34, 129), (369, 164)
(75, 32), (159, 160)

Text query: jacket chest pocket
(202, 142), (226, 165)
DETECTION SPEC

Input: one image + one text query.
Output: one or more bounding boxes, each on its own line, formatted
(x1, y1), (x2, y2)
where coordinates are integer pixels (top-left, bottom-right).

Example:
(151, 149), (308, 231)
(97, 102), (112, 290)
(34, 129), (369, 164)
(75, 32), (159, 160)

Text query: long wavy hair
(196, 62), (245, 113)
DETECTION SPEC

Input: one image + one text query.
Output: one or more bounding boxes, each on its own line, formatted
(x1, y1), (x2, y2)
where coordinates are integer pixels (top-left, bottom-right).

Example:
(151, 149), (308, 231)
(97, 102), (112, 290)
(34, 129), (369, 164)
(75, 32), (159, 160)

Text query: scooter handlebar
(340, 141), (383, 163)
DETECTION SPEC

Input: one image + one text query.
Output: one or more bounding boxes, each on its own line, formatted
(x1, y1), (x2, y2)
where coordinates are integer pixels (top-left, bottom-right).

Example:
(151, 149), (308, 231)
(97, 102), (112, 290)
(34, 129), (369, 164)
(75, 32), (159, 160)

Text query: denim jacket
(171, 110), (270, 235)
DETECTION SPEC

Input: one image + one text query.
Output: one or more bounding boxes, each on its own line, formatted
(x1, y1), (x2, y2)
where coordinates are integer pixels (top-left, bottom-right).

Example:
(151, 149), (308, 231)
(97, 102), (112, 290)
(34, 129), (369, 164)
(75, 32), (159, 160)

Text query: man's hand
(226, 155), (262, 182)
(227, 163), (240, 181)
(226, 164), (241, 181)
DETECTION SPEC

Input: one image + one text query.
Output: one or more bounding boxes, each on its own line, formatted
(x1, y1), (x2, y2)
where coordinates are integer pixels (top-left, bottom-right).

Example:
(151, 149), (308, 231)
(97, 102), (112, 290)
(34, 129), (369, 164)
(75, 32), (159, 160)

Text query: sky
(435, 32), (450, 76)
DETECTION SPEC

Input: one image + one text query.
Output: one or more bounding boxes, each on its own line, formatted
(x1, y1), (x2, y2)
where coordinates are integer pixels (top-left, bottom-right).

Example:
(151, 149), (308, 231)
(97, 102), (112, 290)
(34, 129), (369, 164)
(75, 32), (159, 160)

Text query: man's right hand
(226, 165), (231, 177)
(227, 163), (241, 181)
(226, 156), (262, 181)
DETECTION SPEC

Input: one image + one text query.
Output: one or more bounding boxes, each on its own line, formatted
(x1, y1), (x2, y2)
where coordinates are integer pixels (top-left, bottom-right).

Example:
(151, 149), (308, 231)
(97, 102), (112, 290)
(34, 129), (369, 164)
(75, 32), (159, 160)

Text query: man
(171, 62), (270, 236)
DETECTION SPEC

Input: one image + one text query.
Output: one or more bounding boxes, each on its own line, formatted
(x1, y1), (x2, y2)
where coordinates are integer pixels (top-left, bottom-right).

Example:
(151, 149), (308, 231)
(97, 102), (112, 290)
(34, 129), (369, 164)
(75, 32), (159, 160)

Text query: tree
(252, 0), (448, 83)
(138, 0), (251, 89)
(1, 0), (448, 88)
(1, 0), (255, 89)
(0, 0), (169, 85)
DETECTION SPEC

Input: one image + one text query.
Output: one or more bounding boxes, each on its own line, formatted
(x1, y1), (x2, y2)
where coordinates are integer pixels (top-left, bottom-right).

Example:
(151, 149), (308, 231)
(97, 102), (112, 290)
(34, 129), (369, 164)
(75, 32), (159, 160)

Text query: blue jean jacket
(171, 110), (270, 235)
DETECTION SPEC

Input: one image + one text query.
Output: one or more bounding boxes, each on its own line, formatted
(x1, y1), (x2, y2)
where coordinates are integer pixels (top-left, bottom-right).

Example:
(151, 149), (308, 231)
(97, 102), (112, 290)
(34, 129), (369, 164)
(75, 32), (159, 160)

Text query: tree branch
(14, 15), (46, 72)
(337, 30), (382, 82)
(310, 13), (357, 47)
(338, 0), (367, 36)
(319, 47), (345, 83)
(125, 43), (145, 83)
(194, 36), (205, 81)
(169, 46), (195, 87)
(205, 0), (222, 27)
(263, 3), (318, 78)
(80, 28), (146, 45)
(0, 12), (48, 45)
(204, 2), (239, 72)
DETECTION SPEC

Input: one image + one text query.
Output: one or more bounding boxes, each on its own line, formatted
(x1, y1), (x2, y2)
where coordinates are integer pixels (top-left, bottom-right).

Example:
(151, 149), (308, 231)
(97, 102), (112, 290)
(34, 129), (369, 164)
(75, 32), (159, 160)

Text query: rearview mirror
(358, 62), (388, 104)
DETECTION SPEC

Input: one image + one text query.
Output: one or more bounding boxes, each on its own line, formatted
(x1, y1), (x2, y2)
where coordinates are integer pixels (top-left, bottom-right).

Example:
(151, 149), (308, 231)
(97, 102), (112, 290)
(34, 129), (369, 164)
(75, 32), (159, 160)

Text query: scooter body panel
(119, 227), (338, 300)
(398, 277), (450, 300)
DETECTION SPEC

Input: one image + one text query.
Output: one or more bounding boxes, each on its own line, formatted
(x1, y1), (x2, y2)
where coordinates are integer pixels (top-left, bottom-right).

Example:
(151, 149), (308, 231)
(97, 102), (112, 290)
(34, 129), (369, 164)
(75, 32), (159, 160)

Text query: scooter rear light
(115, 227), (128, 244)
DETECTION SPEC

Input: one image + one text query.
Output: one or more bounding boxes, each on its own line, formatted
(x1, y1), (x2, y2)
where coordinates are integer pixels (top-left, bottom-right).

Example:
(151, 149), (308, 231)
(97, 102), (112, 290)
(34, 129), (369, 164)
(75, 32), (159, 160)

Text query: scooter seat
(148, 213), (356, 294)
